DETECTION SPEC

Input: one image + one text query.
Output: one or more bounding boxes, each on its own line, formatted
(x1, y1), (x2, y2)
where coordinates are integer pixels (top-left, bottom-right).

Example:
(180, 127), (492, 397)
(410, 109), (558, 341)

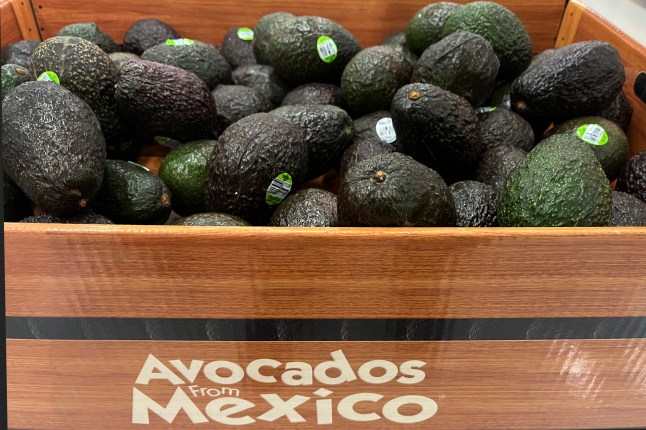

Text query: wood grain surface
(8, 0), (40, 41)
(7, 339), (646, 429)
(556, 0), (646, 155)
(5, 224), (646, 319)
(1, 0), (22, 45)
(30, 0), (565, 52)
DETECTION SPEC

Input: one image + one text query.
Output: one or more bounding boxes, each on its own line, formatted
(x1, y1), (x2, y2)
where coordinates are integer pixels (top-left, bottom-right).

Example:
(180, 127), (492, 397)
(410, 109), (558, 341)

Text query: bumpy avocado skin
(442, 1), (532, 81)
(20, 210), (113, 224)
(212, 84), (272, 133)
(29, 36), (124, 144)
(232, 64), (290, 108)
(405, 2), (461, 56)
(511, 41), (625, 121)
(340, 136), (395, 178)
(475, 145), (527, 196)
(141, 40), (232, 90)
(221, 27), (257, 67)
(3, 171), (33, 221)
(115, 60), (218, 142)
(123, 19), (180, 55)
(265, 15), (361, 85)
(109, 52), (140, 69)
(91, 160), (172, 225)
(341, 46), (413, 116)
(282, 83), (345, 108)
(1, 64), (32, 100)
(412, 30), (499, 107)
(616, 151), (646, 204)
(1, 40), (40, 67)
(271, 104), (354, 180)
(497, 134), (612, 227)
(449, 180), (498, 227)
(599, 91), (633, 132)
(173, 212), (251, 226)
(253, 12), (295, 65)
(269, 188), (338, 227)
(478, 108), (534, 153)
(205, 113), (308, 225)
(57, 22), (120, 53)
(391, 82), (481, 182)
(611, 191), (646, 227)
(381, 31), (419, 66)
(338, 152), (456, 227)
(3, 82), (106, 215)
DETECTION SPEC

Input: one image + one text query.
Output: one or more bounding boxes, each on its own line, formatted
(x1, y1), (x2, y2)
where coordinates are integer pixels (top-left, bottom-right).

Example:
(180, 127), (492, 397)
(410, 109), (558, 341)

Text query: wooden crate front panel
(7, 339), (646, 429)
(1, 0), (22, 45)
(30, 0), (565, 52)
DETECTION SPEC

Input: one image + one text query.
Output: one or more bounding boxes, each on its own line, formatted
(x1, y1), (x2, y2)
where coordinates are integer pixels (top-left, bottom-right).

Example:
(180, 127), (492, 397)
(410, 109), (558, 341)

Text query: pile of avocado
(2, 2), (645, 227)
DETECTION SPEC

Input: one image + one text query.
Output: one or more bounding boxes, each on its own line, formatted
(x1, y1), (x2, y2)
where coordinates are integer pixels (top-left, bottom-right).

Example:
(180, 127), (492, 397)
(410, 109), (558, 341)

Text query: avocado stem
(372, 170), (387, 183)
(79, 198), (87, 208)
(408, 91), (421, 101)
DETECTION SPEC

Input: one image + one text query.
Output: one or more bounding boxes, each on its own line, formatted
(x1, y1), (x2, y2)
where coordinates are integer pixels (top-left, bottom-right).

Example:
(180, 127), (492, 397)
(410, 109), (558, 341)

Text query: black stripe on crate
(6, 317), (646, 341)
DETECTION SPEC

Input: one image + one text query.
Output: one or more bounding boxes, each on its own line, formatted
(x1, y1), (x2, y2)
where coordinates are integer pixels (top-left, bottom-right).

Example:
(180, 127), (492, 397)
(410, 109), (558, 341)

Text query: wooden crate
(4, 0), (646, 429)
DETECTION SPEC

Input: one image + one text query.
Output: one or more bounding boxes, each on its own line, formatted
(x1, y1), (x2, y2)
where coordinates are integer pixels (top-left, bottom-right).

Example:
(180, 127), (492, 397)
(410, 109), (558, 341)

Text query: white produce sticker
(375, 117), (397, 143)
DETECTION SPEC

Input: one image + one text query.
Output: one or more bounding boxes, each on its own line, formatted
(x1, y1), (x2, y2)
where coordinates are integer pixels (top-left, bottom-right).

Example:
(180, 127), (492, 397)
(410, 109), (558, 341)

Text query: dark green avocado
(141, 40), (232, 90)
(338, 152), (455, 226)
(475, 145), (527, 196)
(231, 64), (290, 107)
(3, 171), (33, 221)
(57, 22), (120, 53)
(115, 59), (218, 142)
(29, 36), (124, 145)
(221, 27), (257, 67)
(281, 83), (345, 108)
(599, 91), (633, 132)
(20, 209), (113, 224)
(1, 40), (40, 68)
(1, 64), (32, 100)
(172, 212), (251, 226)
(205, 113), (308, 225)
(405, 2), (460, 56)
(271, 104), (354, 180)
(252, 12), (295, 65)
(381, 31), (418, 66)
(511, 41), (625, 121)
(2, 81), (106, 215)
(412, 30), (499, 107)
(497, 134), (612, 227)
(91, 160), (172, 224)
(269, 188), (338, 226)
(486, 81), (512, 109)
(448, 180), (497, 227)
(212, 84), (272, 133)
(611, 191), (646, 226)
(391, 82), (481, 182)
(341, 45), (413, 116)
(109, 52), (140, 69)
(478, 108), (534, 153)
(123, 18), (180, 55)
(354, 111), (400, 149)
(616, 151), (646, 203)
(340, 136), (395, 178)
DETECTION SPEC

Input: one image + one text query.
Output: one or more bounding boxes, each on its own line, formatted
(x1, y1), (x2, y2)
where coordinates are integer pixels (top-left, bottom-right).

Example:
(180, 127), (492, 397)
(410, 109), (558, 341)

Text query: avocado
(3, 171), (33, 221)
(57, 22), (120, 53)
(497, 134), (612, 227)
(141, 40), (232, 90)
(212, 84), (272, 133)
(486, 81), (512, 109)
(158, 139), (217, 216)
(231, 64), (290, 107)
(511, 41), (625, 121)
(221, 27), (257, 67)
(271, 104), (354, 179)
(341, 46), (413, 115)
(115, 59), (218, 141)
(205, 113), (308, 225)
(261, 15), (361, 85)
(252, 12), (295, 65)
(338, 152), (455, 226)
(2, 81), (106, 215)
(611, 191), (646, 226)
(405, 2), (460, 56)
(172, 212), (251, 226)
(381, 31), (418, 66)
(20, 210), (113, 224)
(448, 180), (497, 227)
(548, 116), (629, 180)
(616, 151), (646, 203)
(281, 83), (345, 108)
(475, 145), (527, 196)
(1, 64), (32, 100)
(123, 18), (180, 55)
(109, 52), (140, 69)
(340, 136), (395, 178)
(269, 188), (338, 226)
(91, 160), (172, 224)
(354, 111), (400, 148)
(478, 108), (534, 153)
(1, 40), (40, 67)
(391, 82), (481, 182)
(443, 1), (532, 80)
(599, 91), (633, 132)
(411, 30), (499, 107)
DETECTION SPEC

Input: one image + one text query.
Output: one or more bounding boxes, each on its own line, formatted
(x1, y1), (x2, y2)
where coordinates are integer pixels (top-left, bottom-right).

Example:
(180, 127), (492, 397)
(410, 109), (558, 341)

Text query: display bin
(3, 0), (646, 428)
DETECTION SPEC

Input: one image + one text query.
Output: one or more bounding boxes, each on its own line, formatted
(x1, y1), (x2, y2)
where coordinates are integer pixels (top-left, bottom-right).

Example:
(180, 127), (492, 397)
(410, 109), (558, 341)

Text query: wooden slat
(31, 0), (565, 52)
(1, 0), (22, 45)
(7, 339), (646, 429)
(5, 224), (646, 319)
(556, 0), (646, 155)
(8, 0), (40, 41)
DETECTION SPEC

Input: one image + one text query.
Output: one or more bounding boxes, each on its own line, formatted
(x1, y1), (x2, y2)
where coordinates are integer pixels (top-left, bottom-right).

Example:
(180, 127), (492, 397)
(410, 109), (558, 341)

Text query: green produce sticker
(265, 172), (293, 205)
(37, 71), (60, 84)
(237, 27), (254, 41)
(475, 106), (497, 114)
(576, 124), (608, 146)
(317, 35), (337, 63)
(166, 38), (195, 46)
